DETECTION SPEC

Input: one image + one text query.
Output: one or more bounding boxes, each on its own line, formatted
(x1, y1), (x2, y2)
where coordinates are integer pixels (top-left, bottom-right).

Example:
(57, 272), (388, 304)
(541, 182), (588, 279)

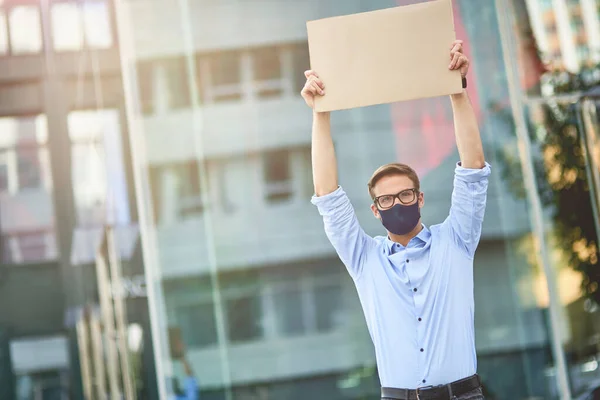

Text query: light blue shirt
(171, 377), (199, 400)
(311, 162), (491, 389)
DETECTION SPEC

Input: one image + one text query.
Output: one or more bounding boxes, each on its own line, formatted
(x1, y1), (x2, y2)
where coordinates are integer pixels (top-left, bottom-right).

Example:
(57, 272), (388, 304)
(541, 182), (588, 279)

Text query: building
(0, 0), (157, 398)
(525, 0), (600, 72)
(116, 0), (600, 399)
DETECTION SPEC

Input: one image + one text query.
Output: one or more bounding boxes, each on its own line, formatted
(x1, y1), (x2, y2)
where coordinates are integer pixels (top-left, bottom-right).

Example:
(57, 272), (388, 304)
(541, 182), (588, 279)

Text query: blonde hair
(367, 163), (420, 199)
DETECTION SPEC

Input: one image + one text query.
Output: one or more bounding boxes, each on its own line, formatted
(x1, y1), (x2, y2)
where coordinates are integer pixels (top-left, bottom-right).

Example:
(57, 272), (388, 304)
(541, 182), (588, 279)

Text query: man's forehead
(374, 175), (415, 194)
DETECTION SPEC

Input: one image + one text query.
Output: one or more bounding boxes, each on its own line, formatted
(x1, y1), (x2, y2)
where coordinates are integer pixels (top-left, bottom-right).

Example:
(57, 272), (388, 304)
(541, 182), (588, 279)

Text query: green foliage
(498, 66), (600, 305)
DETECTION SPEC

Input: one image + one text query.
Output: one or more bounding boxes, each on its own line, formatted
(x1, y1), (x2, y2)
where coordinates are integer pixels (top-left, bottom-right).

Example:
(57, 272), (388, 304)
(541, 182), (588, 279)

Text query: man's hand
(301, 70), (326, 109)
(449, 40), (469, 78)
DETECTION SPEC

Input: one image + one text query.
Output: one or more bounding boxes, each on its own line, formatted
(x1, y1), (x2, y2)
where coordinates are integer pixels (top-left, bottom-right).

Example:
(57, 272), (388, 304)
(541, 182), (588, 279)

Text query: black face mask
(378, 202), (421, 235)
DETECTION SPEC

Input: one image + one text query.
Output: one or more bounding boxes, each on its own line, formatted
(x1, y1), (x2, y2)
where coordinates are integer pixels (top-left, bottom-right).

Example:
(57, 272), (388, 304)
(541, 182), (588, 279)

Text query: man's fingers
(312, 78), (325, 90)
(301, 81), (323, 97)
(449, 52), (462, 69)
(304, 70), (319, 79)
(450, 43), (463, 58)
(311, 81), (324, 95)
(450, 39), (463, 49)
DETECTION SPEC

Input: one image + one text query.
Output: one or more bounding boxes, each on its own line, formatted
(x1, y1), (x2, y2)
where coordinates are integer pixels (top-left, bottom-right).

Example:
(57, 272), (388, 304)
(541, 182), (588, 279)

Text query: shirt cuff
(310, 186), (349, 213)
(455, 161), (491, 183)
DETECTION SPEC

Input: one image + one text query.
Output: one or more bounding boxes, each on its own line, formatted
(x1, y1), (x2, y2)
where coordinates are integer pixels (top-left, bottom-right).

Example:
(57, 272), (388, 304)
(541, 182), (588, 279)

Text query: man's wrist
(450, 89), (468, 101)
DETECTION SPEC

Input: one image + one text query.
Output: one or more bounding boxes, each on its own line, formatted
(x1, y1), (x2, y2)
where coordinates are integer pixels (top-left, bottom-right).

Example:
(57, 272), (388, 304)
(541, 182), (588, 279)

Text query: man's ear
(370, 203), (380, 219)
(418, 192), (425, 208)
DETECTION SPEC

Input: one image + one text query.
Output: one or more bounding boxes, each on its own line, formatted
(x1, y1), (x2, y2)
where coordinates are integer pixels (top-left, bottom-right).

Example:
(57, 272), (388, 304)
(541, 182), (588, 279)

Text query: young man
(171, 358), (199, 400)
(302, 40), (490, 400)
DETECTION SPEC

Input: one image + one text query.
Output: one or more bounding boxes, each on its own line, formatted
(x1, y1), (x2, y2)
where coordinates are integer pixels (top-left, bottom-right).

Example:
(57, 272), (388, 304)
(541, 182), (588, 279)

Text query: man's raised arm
(301, 71), (337, 196)
(448, 40), (485, 170)
(302, 70), (374, 279)
(445, 41), (491, 258)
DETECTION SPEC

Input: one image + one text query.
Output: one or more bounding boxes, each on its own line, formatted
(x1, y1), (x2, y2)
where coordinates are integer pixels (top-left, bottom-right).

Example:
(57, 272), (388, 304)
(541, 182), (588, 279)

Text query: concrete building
(0, 0), (157, 398)
(116, 0), (600, 399)
(525, 0), (600, 71)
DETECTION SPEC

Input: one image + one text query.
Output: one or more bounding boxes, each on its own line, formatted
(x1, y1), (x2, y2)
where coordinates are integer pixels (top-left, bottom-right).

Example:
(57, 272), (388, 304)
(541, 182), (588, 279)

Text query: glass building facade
(108, 0), (600, 399)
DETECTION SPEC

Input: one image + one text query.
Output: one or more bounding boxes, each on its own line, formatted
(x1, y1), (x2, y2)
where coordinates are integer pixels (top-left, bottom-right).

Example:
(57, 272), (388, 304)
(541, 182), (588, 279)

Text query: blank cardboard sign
(306, 0), (462, 112)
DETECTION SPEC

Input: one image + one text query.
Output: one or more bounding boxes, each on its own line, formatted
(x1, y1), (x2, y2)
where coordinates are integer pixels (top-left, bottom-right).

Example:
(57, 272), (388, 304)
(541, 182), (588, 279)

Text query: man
(171, 357), (199, 400)
(302, 40), (490, 400)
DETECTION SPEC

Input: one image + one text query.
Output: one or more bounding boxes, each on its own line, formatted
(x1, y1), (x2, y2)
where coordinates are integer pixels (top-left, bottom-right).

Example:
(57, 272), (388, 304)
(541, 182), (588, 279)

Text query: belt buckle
(415, 385), (434, 400)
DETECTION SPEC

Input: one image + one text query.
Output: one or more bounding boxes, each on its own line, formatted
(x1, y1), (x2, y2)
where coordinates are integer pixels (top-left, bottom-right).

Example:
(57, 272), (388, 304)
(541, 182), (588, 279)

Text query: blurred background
(0, 0), (599, 399)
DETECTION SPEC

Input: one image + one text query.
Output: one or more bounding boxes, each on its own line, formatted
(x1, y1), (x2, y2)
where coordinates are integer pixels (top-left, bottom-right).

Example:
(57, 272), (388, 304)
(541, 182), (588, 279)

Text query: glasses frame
(374, 188), (419, 210)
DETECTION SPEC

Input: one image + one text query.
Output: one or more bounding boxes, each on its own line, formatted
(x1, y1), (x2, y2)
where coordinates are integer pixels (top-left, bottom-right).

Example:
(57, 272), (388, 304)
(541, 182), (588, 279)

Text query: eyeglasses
(374, 188), (418, 210)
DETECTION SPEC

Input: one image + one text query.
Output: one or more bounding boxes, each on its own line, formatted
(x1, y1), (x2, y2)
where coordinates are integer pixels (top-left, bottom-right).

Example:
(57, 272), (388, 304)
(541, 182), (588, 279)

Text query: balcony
(125, 0), (319, 59)
(186, 329), (374, 388)
(156, 199), (337, 278)
(143, 97), (312, 164)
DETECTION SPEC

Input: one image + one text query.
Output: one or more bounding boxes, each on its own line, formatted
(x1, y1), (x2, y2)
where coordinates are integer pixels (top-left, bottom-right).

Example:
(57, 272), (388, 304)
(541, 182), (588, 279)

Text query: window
(135, 57), (190, 115)
(210, 51), (241, 86)
(202, 51), (243, 103)
(263, 149), (292, 203)
(0, 12), (8, 54)
(51, 2), (83, 51)
(225, 296), (263, 342)
(0, 115), (51, 194)
(9, 6), (43, 54)
(300, 146), (314, 197)
(82, 1), (112, 48)
(268, 263), (346, 338)
(148, 160), (204, 225)
(68, 110), (129, 226)
(136, 60), (154, 115)
(160, 57), (190, 110)
(177, 304), (218, 348)
(314, 282), (343, 332)
(51, 0), (112, 51)
(570, 18), (584, 33)
(252, 46), (283, 98)
(292, 41), (310, 94)
(214, 159), (236, 213)
(222, 271), (264, 343)
(17, 147), (43, 189)
(273, 281), (306, 336)
(577, 45), (590, 61)
(3, 230), (55, 264)
(0, 116), (56, 264)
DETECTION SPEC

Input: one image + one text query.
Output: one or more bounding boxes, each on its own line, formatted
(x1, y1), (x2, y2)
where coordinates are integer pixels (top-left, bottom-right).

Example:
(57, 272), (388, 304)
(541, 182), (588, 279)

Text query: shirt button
(418, 318), (422, 322)
(423, 379), (427, 383)
(420, 348), (424, 352)
(406, 259), (410, 263)
(413, 288), (417, 292)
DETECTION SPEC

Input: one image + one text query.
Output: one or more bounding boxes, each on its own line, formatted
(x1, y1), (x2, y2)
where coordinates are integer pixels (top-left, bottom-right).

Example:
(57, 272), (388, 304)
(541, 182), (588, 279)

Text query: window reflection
(177, 304), (218, 348)
(51, 2), (83, 51)
(82, 1), (112, 48)
(148, 160), (204, 225)
(273, 281), (305, 336)
(0, 12), (8, 54)
(68, 109), (128, 227)
(263, 149), (292, 204)
(0, 115), (51, 194)
(51, 0), (112, 51)
(9, 6), (42, 54)
(0, 115), (56, 264)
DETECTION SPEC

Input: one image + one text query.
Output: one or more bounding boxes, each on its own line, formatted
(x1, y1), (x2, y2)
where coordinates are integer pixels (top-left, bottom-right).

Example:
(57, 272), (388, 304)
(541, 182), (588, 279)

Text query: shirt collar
(385, 224), (431, 254)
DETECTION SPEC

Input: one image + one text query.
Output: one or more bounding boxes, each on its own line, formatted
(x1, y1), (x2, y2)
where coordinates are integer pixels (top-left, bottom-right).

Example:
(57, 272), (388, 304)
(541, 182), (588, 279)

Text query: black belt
(381, 374), (481, 400)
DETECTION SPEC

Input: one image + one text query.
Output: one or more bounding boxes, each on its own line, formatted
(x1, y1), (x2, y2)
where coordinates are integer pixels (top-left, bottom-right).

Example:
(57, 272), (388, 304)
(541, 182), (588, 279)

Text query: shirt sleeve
(183, 376), (198, 400)
(443, 162), (491, 258)
(311, 186), (375, 280)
